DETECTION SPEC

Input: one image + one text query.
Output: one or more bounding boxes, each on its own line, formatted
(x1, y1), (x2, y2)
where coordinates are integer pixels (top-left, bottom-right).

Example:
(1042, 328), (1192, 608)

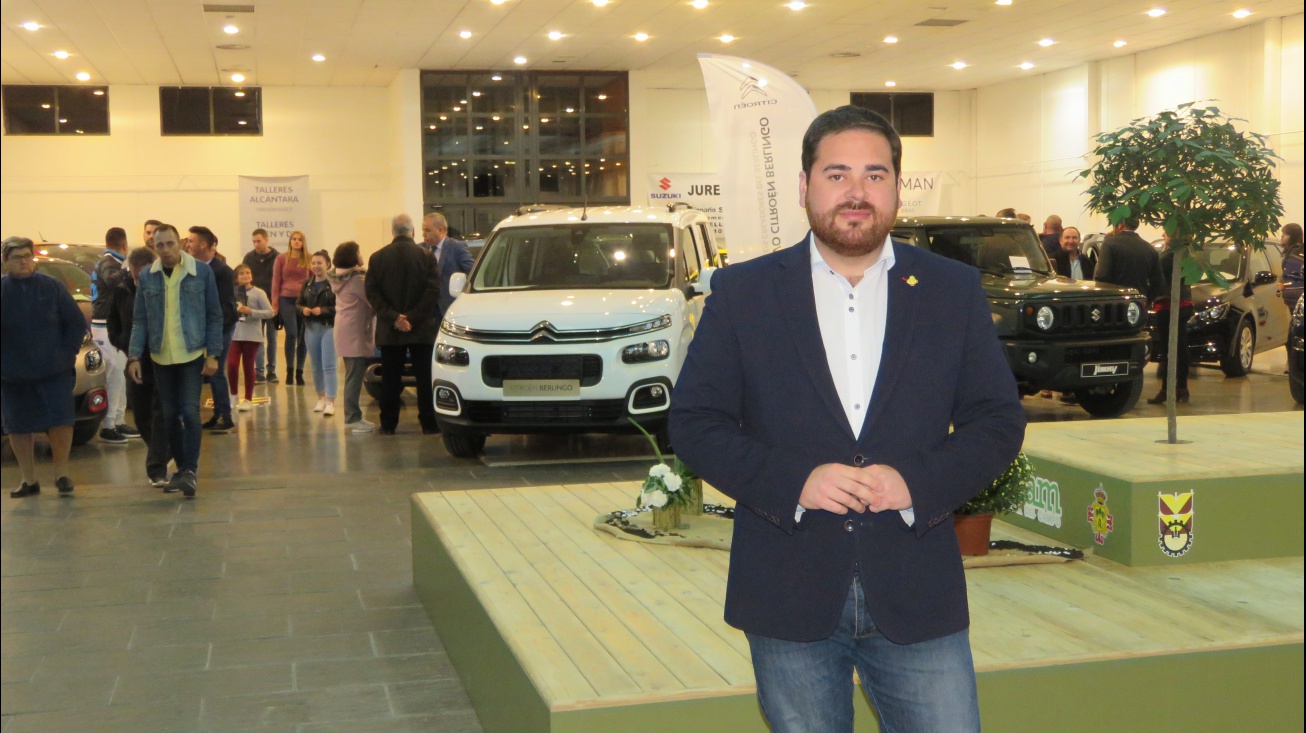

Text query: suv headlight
(1126, 301), (1142, 326)
(1035, 305), (1055, 331)
(1193, 302), (1230, 324)
(625, 315), (673, 336)
(435, 344), (469, 366)
(622, 340), (670, 363)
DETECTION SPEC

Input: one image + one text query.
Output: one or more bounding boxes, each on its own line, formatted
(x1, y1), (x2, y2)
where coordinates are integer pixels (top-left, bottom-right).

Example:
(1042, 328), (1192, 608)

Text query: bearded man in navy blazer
(669, 106), (1025, 732)
(421, 212), (476, 322)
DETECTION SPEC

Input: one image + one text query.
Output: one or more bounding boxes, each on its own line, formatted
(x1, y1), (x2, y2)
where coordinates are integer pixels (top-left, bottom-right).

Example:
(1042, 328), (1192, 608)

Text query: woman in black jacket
(297, 250), (338, 415)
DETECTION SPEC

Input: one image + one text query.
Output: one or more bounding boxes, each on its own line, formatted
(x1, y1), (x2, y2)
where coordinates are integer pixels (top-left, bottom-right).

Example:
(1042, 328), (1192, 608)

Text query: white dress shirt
(796, 234), (914, 525)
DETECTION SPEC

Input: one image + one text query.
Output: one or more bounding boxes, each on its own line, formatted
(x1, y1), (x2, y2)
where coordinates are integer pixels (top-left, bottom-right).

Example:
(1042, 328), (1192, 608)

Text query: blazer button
(853, 454), (865, 467)
(845, 520), (855, 532)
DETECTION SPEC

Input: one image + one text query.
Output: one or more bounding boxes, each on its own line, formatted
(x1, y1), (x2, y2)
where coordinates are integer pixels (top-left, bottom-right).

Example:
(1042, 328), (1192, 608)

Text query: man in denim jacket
(126, 224), (223, 498)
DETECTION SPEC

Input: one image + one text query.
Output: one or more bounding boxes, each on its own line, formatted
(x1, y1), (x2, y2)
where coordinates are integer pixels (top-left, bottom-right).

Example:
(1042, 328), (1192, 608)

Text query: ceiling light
(1038, 38), (1055, 47)
(719, 34), (735, 43)
(235, 91), (246, 97)
(491, 74), (502, 80)
(93, 89), (104, 95)
(1113, 39), (1128, 48)
(237, 120), (247, 125)
(439, 114), (448, 120)
(223, 24), (239, 34)
(548, 30), (564, 40)
(231, 72), (245, 82)
(1019, 62), (1035, 70)
(995, 0), (1012, 5)
(691, 0), (709, 7)
(459, 30), (472, 39)
(58, 117), (68, 123)
(1147, 8), (1166, 18)
(883, 35), (898, 44)
(452, 106), (461, 111)
(491, 0), (507, 5)
(76, 72), (91, 81)
(884, 81), (897, 87)
(1232, 9), (1252, 19)
(21, 21), (41, 31)
(787, 1), (808, 9)
(41, 103), (51, 109)
(592, 0), (610, 6)
(513, 56), (527, 64)
(311, 53), (326, 62)
(634, 32), (649, 41)
(472, 91), (481, 97)
(950, 61), (968, 70)
(53, 50), (70, 59)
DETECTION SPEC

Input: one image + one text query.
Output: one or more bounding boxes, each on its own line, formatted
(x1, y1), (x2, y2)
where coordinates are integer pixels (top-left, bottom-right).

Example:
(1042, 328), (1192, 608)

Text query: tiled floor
(2, 351), (1300, 732)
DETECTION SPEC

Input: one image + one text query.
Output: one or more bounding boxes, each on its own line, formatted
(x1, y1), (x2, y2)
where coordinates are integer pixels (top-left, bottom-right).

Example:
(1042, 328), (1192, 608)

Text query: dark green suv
(892, 217), (1150, 417)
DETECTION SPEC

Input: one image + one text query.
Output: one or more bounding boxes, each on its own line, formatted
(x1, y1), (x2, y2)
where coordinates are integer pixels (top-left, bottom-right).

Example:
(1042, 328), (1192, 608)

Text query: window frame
(2, 84), (110, 136)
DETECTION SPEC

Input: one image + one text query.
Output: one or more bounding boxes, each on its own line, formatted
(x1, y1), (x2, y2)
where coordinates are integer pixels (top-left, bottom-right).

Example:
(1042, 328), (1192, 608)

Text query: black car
(893, 217), (1150, 417)
(1150, 240), (1289, 376)
(1289, 296), (1303, 405)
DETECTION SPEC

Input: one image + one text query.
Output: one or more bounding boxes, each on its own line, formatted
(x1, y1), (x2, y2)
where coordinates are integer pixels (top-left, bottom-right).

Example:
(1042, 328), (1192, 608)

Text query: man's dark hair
(801, 105), (902, 180)
(106, 227), (128, 248)
(332, 241), (362, 269)
(188, 225), (218, 248)
(1121, 218), (1140, 231)
(252, 228), (268, 238)
(127, 246), (156, 270)
(154, 223), (179, 241)
(144, 219), (163, 228)
(996, 208), (1017, 219)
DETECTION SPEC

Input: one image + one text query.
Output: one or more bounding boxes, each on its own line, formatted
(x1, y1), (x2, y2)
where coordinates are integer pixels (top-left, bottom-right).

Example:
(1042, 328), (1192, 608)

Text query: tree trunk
(1165, 248), (1183, 443)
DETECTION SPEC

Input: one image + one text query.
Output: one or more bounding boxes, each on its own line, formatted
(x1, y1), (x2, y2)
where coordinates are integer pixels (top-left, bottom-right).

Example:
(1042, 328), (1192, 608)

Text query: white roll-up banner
(647, 173), (725, 244)
(238, 175), (310, 256)
(898, 172), (944, 217)
(698, 54), (817, 263)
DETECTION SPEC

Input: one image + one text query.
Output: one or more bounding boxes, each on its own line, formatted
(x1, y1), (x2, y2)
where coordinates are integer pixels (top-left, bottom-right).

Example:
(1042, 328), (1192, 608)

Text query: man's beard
(808, 201), (895, 258)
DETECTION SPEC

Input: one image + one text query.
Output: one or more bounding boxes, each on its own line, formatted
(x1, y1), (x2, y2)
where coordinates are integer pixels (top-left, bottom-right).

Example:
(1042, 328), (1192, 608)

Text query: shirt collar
(150, 251), (197, 277)
(103, 249), (125, 262)
(808, 232), (896, 277)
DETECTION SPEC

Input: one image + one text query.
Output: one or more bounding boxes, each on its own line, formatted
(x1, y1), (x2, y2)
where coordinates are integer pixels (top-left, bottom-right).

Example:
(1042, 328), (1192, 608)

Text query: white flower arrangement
(638, 461), (689, 510)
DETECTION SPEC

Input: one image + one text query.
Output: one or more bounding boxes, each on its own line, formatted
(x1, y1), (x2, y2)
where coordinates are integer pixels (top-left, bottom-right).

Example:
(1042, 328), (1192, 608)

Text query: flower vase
(651, 505), (682, 532)
(682, 478), (703, 517)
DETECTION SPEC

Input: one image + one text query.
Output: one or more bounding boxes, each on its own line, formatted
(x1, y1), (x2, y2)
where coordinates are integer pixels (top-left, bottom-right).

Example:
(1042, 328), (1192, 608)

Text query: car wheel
(1220, 319), (1255, 377)
(72, 418), (102, 447)
(442, 429), (487, 458)
(1074, 378), (1144, 418)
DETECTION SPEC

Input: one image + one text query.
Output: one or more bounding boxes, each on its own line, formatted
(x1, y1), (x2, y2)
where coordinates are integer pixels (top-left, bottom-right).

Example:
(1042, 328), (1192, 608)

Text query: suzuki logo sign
(1091, 307), (1103, 323)
(658, 177), (672, 191)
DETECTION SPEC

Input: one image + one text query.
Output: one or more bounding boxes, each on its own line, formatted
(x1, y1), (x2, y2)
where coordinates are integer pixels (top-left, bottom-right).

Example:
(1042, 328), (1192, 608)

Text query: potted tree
(1079, 102), (1283, 443)
(954, 453), (1035, 556)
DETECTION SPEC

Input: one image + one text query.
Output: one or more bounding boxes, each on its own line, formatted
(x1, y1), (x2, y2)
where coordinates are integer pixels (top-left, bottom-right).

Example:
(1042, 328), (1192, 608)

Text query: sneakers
(201, 415), (220, 430)
(237, 399), (254, 412)
(323, 402), (335, 416)
(209, 415), (236, 433)
(99, 427), (129, 444)
(164, 470), (197, 497)
(149, 475), (168, 489)
(313, 399), (326, 413)
(117, 424), (142, 439)
(255, 373), (267, 384)
(266, 372), (280, 384)
(346, 418), (375, 433)
(10, 481), (40, 498)
(56, 476), (74, 496)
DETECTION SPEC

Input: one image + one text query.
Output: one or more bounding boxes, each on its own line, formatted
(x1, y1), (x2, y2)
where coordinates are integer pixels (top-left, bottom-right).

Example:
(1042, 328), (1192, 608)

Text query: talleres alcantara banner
(238, 175), (310, 256)
(698, 54), (816, 263)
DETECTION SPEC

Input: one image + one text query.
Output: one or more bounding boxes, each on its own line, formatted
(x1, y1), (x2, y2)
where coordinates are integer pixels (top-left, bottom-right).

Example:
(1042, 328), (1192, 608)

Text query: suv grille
(1033, 301), (1137, 334)
(1064, 344), (1136, 364)
(463, 399), (626, 424)
(482, 355), (602, 387)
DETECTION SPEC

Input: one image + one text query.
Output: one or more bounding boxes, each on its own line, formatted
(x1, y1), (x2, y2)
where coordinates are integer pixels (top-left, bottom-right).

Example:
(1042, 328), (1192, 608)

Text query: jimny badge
(1087, 485), (1113, 545)
(1158, 491), (1194, 557)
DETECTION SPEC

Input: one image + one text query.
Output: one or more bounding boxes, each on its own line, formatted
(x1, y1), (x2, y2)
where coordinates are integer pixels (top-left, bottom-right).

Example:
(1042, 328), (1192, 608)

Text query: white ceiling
(1, 0), (1301, 91)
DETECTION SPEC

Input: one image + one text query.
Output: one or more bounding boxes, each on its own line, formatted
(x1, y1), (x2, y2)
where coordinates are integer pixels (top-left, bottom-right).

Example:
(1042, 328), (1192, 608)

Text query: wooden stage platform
(412, 481), (1304, 733)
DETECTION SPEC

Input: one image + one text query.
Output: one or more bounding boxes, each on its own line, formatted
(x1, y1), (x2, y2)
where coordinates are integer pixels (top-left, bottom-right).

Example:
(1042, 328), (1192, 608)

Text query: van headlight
(1126, 301), (1142, 326)
(622, 340), (670, 363)
(435, 344), (469, 366)
(1035, 306), (1055, 331)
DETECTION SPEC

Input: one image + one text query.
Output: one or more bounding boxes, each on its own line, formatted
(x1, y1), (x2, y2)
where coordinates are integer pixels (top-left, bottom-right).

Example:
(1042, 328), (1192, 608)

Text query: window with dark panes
(3, 85), (109, 135)
(849, 92), (934, 137)
(160, 86), (261, 135)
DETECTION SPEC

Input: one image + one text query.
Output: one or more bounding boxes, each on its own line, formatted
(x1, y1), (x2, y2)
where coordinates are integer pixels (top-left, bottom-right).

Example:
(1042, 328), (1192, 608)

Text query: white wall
(1, 84), (398, 259)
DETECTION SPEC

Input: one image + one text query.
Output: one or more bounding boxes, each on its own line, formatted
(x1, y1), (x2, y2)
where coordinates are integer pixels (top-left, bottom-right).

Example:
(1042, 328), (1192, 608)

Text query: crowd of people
(1, 212), (473, 499)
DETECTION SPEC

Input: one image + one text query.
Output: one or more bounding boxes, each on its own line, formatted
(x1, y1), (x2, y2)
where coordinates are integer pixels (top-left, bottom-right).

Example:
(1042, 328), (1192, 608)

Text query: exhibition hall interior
(1, 1), (1303, 732)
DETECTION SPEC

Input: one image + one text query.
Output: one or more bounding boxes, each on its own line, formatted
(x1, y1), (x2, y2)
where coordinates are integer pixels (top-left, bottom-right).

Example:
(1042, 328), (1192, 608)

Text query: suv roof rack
(513, 204), (570, 216)
(666, 202), (696, 213)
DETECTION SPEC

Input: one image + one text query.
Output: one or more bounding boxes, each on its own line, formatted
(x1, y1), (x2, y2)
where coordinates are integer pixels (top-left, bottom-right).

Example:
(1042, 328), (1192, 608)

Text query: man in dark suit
(1040, 214), (1064, 259)
(187, 226), (237, 434)
(669, 106), (1025, 732)
(1052, 226), (1095, 280)
(366, 214), (442, 435)
(421, 212), (476, 322)
(1094, 218), (1165, 299)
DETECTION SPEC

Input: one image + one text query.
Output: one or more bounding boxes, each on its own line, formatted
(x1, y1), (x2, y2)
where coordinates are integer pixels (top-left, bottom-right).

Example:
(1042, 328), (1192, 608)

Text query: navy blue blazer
(669, 239), (1025, 644)
(435, 238), (476, 319)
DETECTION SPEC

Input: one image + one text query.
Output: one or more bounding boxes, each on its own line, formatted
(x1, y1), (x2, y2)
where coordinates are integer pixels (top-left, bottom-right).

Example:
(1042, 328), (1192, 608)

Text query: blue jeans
(278, 297), (306, 373)
(303, 321), (337, 398)
(206, 325), (235, 417)
(256, 318), (279, 377)
(746, 575), (980, 733)
(153, 356), (205, 474)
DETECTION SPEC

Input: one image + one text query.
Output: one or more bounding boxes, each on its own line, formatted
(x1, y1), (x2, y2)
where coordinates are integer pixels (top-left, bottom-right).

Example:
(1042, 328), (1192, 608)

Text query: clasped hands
(799, 463), (911, 515)
(394, 314), (413, 332)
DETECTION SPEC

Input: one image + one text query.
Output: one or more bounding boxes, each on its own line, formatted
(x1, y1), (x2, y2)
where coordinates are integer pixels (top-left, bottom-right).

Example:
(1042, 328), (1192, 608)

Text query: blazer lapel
(860, 250), (921, 438)
(776, 244), (857, 440)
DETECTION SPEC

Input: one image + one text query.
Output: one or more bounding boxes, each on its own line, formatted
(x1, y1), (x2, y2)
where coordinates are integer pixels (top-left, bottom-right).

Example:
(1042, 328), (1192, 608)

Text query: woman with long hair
(271, 230), (310, 384)
(298, 250), (338, 415)
(327, 241), (375, 431)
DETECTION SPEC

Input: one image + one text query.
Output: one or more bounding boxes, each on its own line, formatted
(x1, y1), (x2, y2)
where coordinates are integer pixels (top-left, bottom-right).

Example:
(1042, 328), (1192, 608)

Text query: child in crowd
(298, 250), (338, 416)
(228, 264), (274, 412)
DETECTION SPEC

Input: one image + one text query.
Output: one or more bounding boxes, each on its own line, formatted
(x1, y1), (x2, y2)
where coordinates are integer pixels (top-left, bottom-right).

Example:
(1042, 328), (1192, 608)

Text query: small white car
(432, 204), (721, 457)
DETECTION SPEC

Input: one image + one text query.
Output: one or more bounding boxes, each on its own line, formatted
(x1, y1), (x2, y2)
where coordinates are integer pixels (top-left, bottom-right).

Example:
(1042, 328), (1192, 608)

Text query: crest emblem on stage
(1158, 491), (1194, 557)
(1087, 485), (1113, 545)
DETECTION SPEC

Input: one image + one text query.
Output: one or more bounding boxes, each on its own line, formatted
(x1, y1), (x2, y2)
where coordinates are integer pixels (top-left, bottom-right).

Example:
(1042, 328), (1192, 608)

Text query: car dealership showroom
(1, 1), (1303, 732)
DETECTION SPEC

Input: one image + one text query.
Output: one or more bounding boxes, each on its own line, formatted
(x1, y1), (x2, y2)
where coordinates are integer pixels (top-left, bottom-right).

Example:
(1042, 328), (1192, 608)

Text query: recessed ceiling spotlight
(235, 91), (246, 97)
(592, 0), (610, 6)
(311, 53), (326, 62)
(885, 80), (897, 87)
(41, 103), (51, 109)
(691, 0), (708, 8)
(21, 21), (41, 31)
(883, 35), (898, 44)
(230, 72), (246, 82)
(995, 0), (1013, 5)
(237, 120), (247, 125)
(223, 24), (239, 34)
(548, 30), (564, 40)
(1038, 38), (1055, 47)
(93, 89), (104, 95)
(1019, 62), (1035, 70)
(459, 30), (472, 39)
(950, 61), (968, 70)
(75, 71), (91, 81)
(513, 56), (527, 64)
(1147, 8), (1166, 18)
(1232, 9), (1252, 19)
(634, 32), (649, 41)
(719, 34), (735, 43)
(1113, 39), (1128, 48)
(491, 74), (502, 81)
(787, 1), (808, 9)
(597, 93), (608, 99)
(491, 0), (507, 5)
(53, 50), (70, 59)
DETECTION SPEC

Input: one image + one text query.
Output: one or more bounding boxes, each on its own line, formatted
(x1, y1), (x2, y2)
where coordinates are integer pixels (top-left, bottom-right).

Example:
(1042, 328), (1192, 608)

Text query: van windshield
(918, 225), (1053, 276)
(471, 224), (674, 291)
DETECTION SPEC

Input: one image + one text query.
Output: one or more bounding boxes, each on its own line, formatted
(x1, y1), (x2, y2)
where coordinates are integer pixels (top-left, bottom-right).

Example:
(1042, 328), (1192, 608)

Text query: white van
(432, 205), (721, 457)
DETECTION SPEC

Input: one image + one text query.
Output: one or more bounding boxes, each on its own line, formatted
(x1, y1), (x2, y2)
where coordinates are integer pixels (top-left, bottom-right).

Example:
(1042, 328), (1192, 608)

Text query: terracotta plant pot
(651, 505), (682, 532)
(682, 478), (704, 517)
(953, 512), (993, 556)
